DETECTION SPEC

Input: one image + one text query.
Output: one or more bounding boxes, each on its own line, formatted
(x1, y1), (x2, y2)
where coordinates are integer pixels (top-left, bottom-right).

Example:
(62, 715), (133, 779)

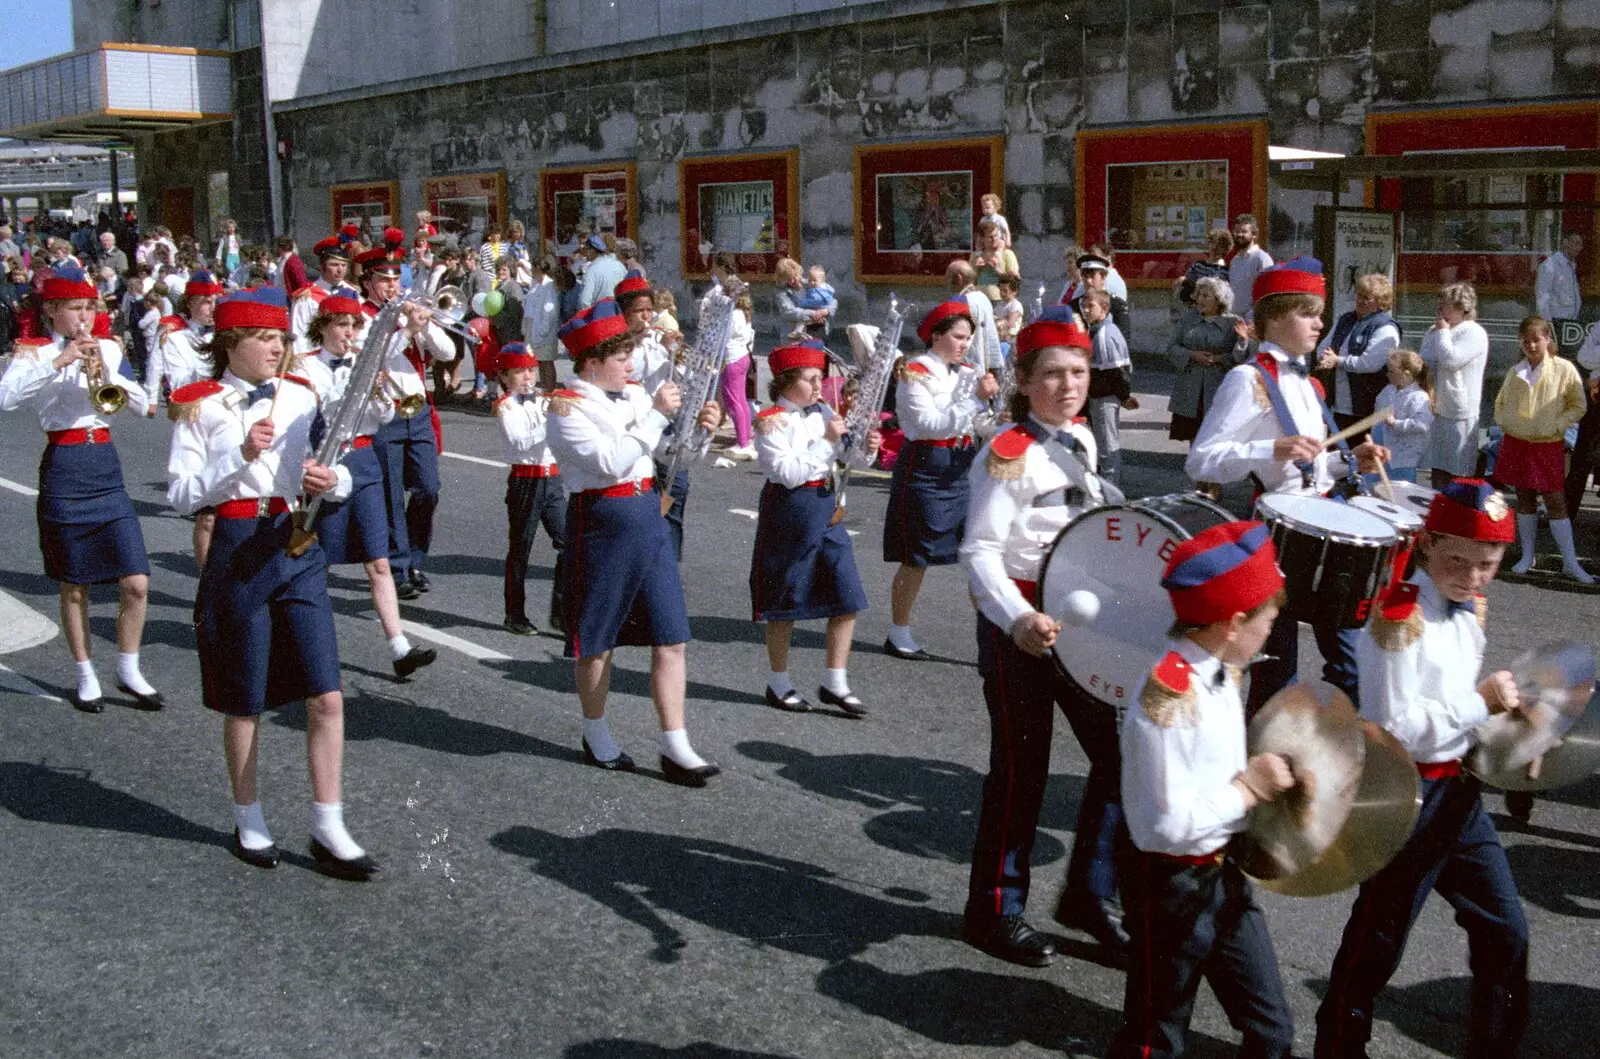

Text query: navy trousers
(966, 614), (1122, 923)
(1315, 773), (1529, 1059)
(1248, 614), (1360, 715)
(375, 412), (440, 579)
(1108, 852), (1295, 1059)
(504, 472), (567, 625)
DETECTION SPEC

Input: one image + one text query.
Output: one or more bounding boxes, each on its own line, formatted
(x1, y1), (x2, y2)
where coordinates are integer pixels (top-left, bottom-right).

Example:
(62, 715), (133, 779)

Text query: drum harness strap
(1017, 417), (1127, 507)
(1251, 357), (1355, 494)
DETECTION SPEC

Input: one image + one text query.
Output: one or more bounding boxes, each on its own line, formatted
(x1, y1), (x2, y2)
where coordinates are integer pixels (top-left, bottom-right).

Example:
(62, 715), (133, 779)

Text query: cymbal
(1469, 641), (1599, 792)
(1231, 684), (1421, 897)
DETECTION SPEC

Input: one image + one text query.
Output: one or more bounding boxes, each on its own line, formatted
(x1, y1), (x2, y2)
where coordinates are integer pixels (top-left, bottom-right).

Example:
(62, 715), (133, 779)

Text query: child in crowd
(1372, 349), (1434, 484)
(652, 287), (681, 338)
(1494, 314), (1591, 581)
(979, 193), (1011, 249)
(1080, 290), (1137, 486)
(994, 273), (1024, 351)
(788, 265), (837, 339)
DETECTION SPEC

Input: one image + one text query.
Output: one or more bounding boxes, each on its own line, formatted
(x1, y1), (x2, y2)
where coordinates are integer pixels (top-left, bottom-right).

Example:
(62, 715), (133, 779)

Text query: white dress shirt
(895, 352), (986, 442)
(166, 372), (350, 515)
(1321, 318), (1401, 415)
(299, 348), (395, 441)
(1356, 571), (1489, 764)
(1536, 251), (1581, 320)
(960, 417), (1101, 631)
(545, 377), (672, 493)
(496, 390), (559, 468)
(0, 334), (151, 428)
(1121, 637), (1250, 857)
(1420, 320), (1488, 421)
(630, 330), (674, 397)
(355, 302), (458, 403)
(753, 396), (872, 489)
(158, 324), (214, 392)
(1184, 343), (1342, 495)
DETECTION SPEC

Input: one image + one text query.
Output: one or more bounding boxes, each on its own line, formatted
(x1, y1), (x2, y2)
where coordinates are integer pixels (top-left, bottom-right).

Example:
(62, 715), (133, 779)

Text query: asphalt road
(1, 375), (1598, 1058)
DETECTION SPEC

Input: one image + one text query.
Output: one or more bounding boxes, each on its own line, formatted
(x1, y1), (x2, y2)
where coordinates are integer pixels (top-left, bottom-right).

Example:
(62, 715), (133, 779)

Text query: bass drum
(1039, 493), (1233, 710)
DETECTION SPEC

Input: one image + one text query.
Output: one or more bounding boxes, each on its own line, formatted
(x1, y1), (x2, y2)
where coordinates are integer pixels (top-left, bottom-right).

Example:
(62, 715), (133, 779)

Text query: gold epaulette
(10, 337), (50, 361)
(1368, 582), (1423, 652)
(1473, 593), (1488, 630)
(1251, 371), (1271, 411)
(753, 408), (788, 435)
(546, 389), (582, 417)
(1141, 652), (1197, 728)
(166, 379), (224, 423)
(984, 424), (1032, 481)
(902, 361), (935, 388)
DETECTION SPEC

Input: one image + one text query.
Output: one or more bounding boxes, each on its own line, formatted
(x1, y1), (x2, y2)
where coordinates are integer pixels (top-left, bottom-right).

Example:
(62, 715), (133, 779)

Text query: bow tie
(1282, 358), (1310, 378)
(327, 356), (354, 369)
(1053, 430), (1082, 454)
(605, 391), (628, 403)
(244, 381), (275, 405)
(1448, 598), (1477, 617)
(196, 327), (214, 340)
(515, 393), (539, 405)
(804, 403), (825, 416)
(1207, 666), (1226, 690)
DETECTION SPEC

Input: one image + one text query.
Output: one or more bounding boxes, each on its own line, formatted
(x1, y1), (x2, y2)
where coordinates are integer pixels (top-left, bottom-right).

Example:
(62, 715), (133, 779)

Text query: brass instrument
(78, 325), (127, 415)
(384, 374), (426, 419)
(832, 295), (907, 523)
(400, 287), (480, 348)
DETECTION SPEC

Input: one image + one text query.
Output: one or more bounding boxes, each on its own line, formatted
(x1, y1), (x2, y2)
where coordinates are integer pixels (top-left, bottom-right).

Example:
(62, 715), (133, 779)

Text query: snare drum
(1350, 487), (1432, 595)
(1255, 493), (1400, 629)
(1038, 492), (1232, 709)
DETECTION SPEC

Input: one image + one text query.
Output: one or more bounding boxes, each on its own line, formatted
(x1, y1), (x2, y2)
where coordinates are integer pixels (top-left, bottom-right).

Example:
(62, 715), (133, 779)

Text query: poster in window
(424, 171), (507, 246)
(1076, 121), (1267, 287)
(538, 162), (637, 266)
(679, 150), (799, 280)
(854, 137), (1004, 284)
(329, 181), (400, 242)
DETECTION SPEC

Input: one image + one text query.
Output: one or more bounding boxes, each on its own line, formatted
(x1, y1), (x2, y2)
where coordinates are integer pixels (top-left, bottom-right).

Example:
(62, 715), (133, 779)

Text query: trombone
(76, 323), (127, 415)
(399, 286), (480, 348)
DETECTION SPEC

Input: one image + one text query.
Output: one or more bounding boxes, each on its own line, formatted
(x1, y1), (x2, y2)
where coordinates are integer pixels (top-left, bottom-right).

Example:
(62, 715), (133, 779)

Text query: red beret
(559, 299), (630, 356)
(319, 295), (362, 317)
(1014, 320), (1092, 357)
(214, 287), (290, 332)
(614, 271), (652, 302)
(40, 267), (98, 302)
(918, 300), (975, 345)
(313, 237), (348, 261)
(1424, 478), (1516, 543)
(1161, 520), (1285, 626)
(1253, 261), (1326, 304)
(768, 344), (828, 376)
(497, 343), (539, 371)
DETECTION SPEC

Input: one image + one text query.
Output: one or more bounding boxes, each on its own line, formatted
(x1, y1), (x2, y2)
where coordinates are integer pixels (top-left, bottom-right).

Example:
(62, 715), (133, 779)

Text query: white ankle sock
(767, 670), (795, 697)
(233, 800), (274, 851)
(659, 728), (708, 770)
(75, 659), (102, 701)
(1513, 514), (1538, 572)
(887, 624), (919, 651)
(1551, 519), (1594, 581)
(311, 801), (365, 860)
(116, 652), (156, 695)
(388, 634), (412, 661)
(583, 716), (623, 761)
(822, 668), (851, 696)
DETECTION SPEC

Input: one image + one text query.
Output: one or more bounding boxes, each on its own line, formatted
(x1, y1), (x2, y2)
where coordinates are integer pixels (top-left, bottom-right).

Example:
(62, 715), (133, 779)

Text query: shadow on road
(566, 1043), (797, 1058)
(0, 760), (226, 849)
(1504, 841), (1600, 919)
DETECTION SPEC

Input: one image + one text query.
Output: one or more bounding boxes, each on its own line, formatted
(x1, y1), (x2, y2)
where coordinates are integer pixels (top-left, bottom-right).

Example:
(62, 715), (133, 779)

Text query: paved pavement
(1, 374), (1598, 1058)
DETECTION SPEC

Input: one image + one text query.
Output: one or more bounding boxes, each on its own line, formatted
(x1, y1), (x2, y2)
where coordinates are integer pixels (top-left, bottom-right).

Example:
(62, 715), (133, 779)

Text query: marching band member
(1316, 479), (1529, 1059)
(299, 294), (436, 679)
(151, 269), (223, 395)
(0, 265), (163, 713)
(1110, 521), (1296, 1059)
(545, 299), (722, 786)
(289, 233), (360, 353)
(166, 286), (377, 880)
(750, 342), (879, 716)
(620, 268), (692, 558)
(355, 246), (457, 601)
(1184, 260), (1388, 711)
(494, 342), (567, 637)
(959, 316), (1125, 965)
(883, 300), (998, 661)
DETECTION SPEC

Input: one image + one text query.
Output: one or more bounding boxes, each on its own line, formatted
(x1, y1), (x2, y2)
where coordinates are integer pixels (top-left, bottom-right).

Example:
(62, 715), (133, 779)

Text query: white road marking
(441, 451), (508, 468)
(728, 508), (758, 520)
(401, 620), (512, 662)
(0, 663), (62, 701)
(0, 589), (58, 655)
(846, 530), (859, 536)
(0, 475), (39, 497)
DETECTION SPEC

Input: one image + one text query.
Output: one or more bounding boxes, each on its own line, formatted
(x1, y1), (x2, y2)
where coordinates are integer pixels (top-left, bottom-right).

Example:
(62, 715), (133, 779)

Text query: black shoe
(961, 914), (1057, 968)
(582, 739), (636, 772)
(546, 608), (567, 636)
(1054, 893), (1131, 952)
(309, 836), (379, 881)
(1505, 790), (1535, 825)
(818, 685), (868, 717)
(409, 570), (431, 593)
(231, 828), (279, 870)
(766, 686), (811, 712)
(395, 579), (420, 601)
(503, 618), (537, 636)
(392, 646), (437, 679)
(882, 638), (930, 661)
(72, 691), (105, 714)
(115, 681), (165, 711)
(660, 756), (720, 787)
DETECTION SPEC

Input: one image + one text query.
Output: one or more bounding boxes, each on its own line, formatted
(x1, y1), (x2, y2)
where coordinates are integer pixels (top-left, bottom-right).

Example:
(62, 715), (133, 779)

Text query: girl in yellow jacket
(1494, 314), (1590, 581)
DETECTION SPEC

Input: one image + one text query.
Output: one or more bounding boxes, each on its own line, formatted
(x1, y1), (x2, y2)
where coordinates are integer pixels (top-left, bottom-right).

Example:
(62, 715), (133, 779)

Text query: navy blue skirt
(750, 480), (868, 621)
(313, 444), (389, 566)
(195, 511), (342, 716)
(562, 489), (691, 659)
(36, 440), (151, 584)
(881, 439), (975, 567)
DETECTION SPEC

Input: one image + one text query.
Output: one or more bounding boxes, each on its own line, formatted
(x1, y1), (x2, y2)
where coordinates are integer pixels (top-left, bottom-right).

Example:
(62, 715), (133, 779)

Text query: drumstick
(1374, 453), (1393, 498)
(1322, 408), (1392, 450)
(264, 347), (292, 424)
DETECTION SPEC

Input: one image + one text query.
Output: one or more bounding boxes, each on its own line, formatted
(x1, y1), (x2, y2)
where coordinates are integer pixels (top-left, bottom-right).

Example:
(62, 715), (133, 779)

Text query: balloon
(470, 292), (490, 316)
(483, 290), (505, 317)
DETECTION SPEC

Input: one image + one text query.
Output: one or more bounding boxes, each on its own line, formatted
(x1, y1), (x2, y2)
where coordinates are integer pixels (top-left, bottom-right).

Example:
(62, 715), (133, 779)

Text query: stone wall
(275, 0), (1600, 350)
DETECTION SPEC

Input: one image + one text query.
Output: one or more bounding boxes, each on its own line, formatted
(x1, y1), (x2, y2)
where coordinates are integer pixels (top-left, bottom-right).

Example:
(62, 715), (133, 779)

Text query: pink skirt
(1496, 435), (1566, 493)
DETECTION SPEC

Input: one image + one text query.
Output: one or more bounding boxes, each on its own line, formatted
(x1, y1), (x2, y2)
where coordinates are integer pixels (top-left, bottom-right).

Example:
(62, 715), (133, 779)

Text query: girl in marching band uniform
(494, 343), (567, 637)
(0, 265), (163, 713)
(545, 299), (723, 786)
(617, 269), (691, 558)
(959, 316), (1126, 966)
(883, 300), (999, 661)
(750, 343), (880, 716)
(166, 287), (377, 880)
(151, 269), (223, 395)
(299, 294), (436, 679)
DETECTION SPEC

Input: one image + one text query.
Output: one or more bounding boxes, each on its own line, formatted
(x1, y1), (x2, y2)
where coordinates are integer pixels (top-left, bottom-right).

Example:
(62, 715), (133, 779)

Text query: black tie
(330, 356), (354, 369)
(516, 393), (538, 405)
(1448, 598), (1476, 618)
(805, 403), (825, 416)
(245, 381), (275, 405)
(606, 391), (627, 403)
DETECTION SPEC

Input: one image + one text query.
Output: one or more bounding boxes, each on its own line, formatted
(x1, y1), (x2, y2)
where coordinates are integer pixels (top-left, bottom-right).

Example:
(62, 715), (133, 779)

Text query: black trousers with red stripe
(1107, 851), (1294, 1059)
(504, 473), (567, 625)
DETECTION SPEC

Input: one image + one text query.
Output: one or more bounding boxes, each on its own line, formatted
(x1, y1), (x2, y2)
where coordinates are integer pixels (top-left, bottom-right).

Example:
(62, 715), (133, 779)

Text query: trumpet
(77, 325), (127, 415)
(398, 286), (480, 348)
